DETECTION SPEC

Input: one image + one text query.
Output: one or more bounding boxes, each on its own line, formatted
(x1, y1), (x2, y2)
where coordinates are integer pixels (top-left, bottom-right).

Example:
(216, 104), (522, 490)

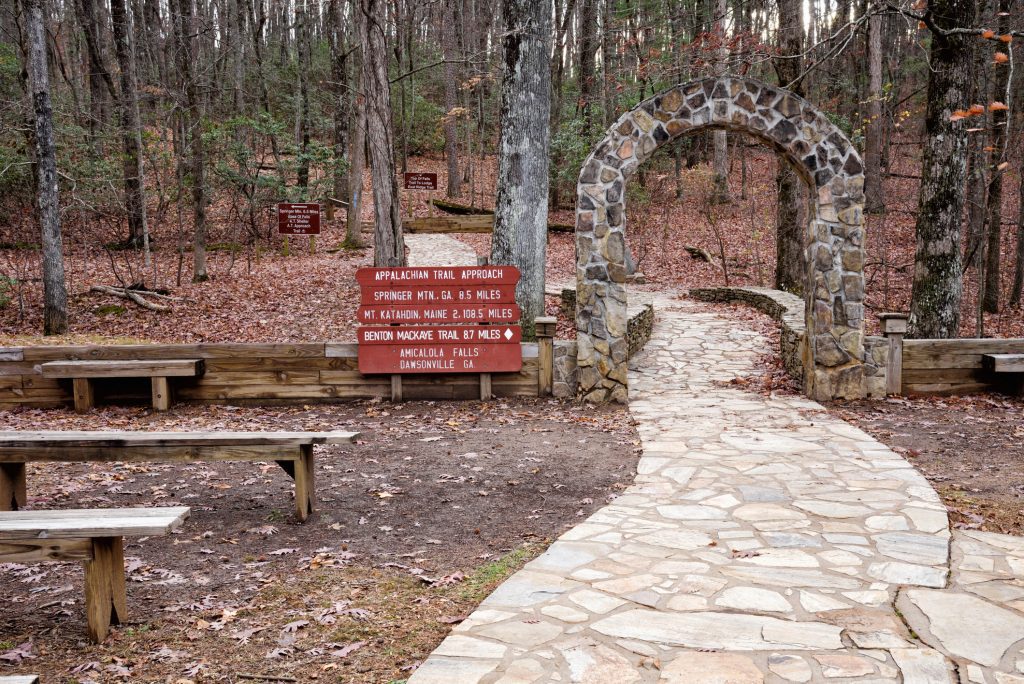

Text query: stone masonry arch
(575, 76), (867, 403)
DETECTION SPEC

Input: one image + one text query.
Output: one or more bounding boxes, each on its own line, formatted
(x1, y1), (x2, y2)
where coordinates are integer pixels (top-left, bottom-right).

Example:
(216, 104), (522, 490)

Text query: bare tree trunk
(329, 0), (350, 207)
(711, 0), (728, 202)
(773, 0), (804, 293)
(24, 0), (68, 334)
(490, 0), (550, 339)
(442, 0), (461, 197)
(863, 4), (885, 213)
(1011, 168), (1024, 307)
(577, 0), (597, 132)
(345, 50), (366, 249)
(296, 0), (312, 192)
(110, 0), (150, 256)
(359, 0), (404, 266)
(907, 0), (974, 338)
(75, 0), (116, 144)
(172, 0), (208, 281)
(982, 0), (1010, 313)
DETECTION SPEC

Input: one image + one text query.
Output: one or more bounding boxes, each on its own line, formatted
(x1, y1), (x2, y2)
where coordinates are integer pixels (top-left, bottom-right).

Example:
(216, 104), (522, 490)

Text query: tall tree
(907, 0), (975, 338)
(1011, 169), (1024, 307)
(74, 0), (116, 143)
(24, 0), (67, 334)
(711, 0), (729, 202)
(110, 0), (150, 253)
(773, 0), (804, 293)
(441, 0), (461, 197)
(863, 3), (885, 213)
(490, 0), (551, 339)
(172, 0), (208, 281)
(359, 0), (404, 266)
(329, 0), (350, 209)
(577, 0), (598, 132)
(981, 0), (1010, 313)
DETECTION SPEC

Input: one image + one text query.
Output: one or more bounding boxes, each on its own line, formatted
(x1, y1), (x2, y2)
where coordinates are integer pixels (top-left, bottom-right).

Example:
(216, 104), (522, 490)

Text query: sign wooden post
(356, 266), (522, 400)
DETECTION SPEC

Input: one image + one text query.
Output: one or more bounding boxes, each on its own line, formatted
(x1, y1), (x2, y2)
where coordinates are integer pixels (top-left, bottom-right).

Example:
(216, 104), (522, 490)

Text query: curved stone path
(404, 238), (1024, 683)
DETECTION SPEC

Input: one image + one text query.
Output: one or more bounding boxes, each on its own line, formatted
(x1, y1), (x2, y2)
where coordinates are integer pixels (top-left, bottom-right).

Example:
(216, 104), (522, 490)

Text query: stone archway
(575, 76), (866, 403)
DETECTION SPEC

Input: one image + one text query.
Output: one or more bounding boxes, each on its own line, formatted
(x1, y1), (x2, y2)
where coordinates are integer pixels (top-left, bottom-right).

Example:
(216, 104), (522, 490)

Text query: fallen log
(89, 285), (172, 312)
(429, 199), (574, 233)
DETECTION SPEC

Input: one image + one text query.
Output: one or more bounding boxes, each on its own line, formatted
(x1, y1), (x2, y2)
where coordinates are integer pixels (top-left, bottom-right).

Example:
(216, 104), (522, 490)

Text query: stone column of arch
(575, 76), (867, 403)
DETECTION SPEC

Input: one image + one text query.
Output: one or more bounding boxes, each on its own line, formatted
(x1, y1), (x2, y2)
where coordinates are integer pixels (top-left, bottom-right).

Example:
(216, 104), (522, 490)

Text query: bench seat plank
(0, 506), (190, 539)
(0, 430), (359, 449)
(40, 359), (205, 378)
(983, 354), (1024, 373)
(0, 676), (41, 684)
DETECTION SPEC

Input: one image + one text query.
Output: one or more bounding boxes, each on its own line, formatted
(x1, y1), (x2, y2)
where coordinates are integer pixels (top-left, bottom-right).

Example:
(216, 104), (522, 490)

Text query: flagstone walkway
(400, 236), (1024, 682)
(403, 289), (1024, 683)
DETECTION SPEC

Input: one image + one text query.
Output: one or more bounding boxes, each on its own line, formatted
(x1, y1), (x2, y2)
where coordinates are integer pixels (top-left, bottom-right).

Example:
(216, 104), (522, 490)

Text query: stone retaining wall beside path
(690, 286), (888, 398)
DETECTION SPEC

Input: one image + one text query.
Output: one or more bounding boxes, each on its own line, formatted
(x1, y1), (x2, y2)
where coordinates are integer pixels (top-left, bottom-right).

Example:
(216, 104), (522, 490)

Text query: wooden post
(535, 316), (557, 396)
(0, 462), (27, 510)
(151, 377), (171, 411)
(73, 378), (94, 413)
(879, 313), (908, 396)
(309, 235), (316, 255)
(391, 374), (403, 402)
(292, 445), (315, 521)
(83, 536), (126, 643)
(480, 373), (492, 401)
(283, 236), (290, 257)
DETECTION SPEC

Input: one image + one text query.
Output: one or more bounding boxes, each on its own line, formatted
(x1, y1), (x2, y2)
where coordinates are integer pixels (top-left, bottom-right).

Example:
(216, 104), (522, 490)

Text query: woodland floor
(0, 399), (638, 682)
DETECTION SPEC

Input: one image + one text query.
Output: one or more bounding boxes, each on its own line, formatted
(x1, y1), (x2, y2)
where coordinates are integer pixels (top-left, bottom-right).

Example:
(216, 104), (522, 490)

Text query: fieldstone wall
(576, 76), (867, 403)
(554, 289), (656, 399)
(691, 286), (887, 399)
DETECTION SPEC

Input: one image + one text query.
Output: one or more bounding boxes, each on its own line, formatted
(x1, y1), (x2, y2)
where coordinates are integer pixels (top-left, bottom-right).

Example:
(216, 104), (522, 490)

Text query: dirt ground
(831, 393), (1024, 535)
(0, 398), (639, 683)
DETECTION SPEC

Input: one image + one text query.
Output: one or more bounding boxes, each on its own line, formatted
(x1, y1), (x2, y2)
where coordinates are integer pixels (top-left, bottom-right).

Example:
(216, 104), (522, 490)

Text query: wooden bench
(983, 354), (1024, 373)
(39, 359), (205, 412)
(0, 677), (40, 684)
(0, 507), (189, 642)
(0, 431), (358, 521)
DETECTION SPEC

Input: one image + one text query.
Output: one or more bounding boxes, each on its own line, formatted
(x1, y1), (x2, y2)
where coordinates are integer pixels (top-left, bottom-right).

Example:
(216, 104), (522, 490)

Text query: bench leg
(151, 377), (171, 411)
(73, 378), (94, 413)
(293, 446), (315, 522)
(83, 536), (127, 643)
(0, 462), (27, 510)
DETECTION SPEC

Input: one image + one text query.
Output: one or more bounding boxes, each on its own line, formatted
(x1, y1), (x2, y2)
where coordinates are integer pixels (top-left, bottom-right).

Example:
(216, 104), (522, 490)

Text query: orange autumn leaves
(950, 102), (1008, 122)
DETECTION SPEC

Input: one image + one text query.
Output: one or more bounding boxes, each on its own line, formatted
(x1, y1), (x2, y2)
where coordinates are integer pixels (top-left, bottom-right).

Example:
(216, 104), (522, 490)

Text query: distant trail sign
(356, 266), (522, 375)
(277, 203), (321, 235)
(403, 172), (438, 190)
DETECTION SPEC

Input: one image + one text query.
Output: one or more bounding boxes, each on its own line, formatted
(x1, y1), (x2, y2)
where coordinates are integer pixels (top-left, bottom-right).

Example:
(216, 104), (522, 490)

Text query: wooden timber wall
(902, 339), (1024, 396)
(0, 343), (541, 408)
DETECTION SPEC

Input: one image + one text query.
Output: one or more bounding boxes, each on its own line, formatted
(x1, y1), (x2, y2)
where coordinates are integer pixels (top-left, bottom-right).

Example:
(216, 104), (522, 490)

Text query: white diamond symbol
(504, 328), (514, 340)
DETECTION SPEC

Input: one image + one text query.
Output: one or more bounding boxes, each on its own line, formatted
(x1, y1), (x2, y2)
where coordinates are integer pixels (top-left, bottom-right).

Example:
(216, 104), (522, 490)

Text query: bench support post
(151, 377), (171, 411)
(0, 462), (26, 510)
(879, 313), (908, 396)
(83, 536), (126, 642)
(73, 378), (95, 413)
(292, 445), (315, 521)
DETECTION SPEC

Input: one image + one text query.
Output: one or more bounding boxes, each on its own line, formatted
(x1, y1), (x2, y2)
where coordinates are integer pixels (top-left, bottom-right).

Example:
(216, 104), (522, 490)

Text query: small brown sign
(277, 203), (321, 235)
(403, 172), (438, 190)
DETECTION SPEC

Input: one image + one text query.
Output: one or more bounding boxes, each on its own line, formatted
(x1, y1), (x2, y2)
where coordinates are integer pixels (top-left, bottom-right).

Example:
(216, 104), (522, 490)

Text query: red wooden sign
(277, 203), (321, 235)
(403, 172), (438, 190)
(356, 266), (523, 375)
(358, 325), (522, 374)
(356, 266), (520, 286)
(357, 303), (521, 324)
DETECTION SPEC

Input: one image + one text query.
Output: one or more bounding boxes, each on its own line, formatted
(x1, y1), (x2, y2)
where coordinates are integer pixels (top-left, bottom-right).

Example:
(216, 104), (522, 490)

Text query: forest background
(0, 0), (1022, 342)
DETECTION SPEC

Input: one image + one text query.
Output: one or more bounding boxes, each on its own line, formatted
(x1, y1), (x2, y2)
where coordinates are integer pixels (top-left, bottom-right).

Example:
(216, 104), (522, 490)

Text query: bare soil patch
(831, 394), (1024, 535)
(0, 398), (638, 682)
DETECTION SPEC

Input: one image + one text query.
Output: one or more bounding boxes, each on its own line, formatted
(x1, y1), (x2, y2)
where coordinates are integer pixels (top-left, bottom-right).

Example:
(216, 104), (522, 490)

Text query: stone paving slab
(407, 292), (1024, 683)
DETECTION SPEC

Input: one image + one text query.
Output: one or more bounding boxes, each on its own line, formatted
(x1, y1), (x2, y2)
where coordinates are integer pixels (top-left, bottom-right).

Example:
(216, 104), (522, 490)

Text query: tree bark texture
(359, 0), (405, 266)
(711, 0), (728, 202)
(907, 0), (973, 338)
(773, 0), (805, 294)
(442, 0), (461, 197)
(1010, 169), (1024, 307)
(172, 0), (208, 281)
(110, 0), (150, 251)
(981, 0), (1010, 313)
(345, 74), (366, 248)
(863, 7), (885, 213)
(329, 0), (350, 207)
(576, 0), (597, 132)
(24, 0), (68, 334)
(490, 0), (551, 339)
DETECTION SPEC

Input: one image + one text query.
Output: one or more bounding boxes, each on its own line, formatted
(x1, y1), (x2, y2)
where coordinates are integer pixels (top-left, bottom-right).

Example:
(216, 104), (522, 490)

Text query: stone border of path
(409, 291), (1024, 684)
